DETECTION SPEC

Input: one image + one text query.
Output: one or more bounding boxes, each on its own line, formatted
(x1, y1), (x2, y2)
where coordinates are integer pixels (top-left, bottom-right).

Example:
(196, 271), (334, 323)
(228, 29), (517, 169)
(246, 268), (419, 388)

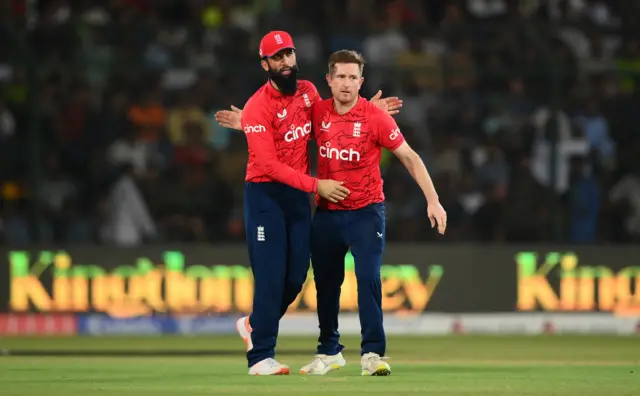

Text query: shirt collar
(330, 95), (365, 116)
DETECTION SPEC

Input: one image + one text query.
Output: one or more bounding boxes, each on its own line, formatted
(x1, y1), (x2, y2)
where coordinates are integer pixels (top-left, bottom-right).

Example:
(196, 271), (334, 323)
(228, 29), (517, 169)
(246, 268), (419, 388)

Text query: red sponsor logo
(0, 314), (77, 335)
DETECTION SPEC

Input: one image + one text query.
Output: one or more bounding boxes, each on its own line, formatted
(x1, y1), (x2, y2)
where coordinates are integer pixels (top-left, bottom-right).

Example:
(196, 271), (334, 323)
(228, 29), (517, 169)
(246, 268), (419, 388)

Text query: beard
(268, 65), (299, 96)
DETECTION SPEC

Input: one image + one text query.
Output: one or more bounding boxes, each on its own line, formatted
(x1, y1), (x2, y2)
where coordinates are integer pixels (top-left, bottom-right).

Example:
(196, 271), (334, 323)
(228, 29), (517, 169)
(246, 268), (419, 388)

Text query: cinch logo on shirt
(319, 142), (361, 162)
(284, 122), (311, 142)
(244, 125), (266, 134)
(389, 128), (400, 140)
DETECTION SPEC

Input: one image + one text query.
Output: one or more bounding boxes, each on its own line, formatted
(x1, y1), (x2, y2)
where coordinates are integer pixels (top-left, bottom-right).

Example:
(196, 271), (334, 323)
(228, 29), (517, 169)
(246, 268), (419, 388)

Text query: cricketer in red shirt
(213, 32), (403, 375)
(304, 50), (447, 375)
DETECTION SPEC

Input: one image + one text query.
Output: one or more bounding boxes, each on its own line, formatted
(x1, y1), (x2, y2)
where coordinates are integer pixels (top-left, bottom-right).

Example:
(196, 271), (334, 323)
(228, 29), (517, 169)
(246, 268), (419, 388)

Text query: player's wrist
(425, 193), (439, 205)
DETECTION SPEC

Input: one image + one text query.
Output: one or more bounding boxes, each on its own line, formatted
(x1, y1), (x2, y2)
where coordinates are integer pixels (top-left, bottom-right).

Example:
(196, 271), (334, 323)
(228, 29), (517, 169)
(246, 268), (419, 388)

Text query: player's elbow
(406, 149), (422, 164)
(262, 160), (289, 183)
(394, 145), (421, 167)
(261, 161), (278, 178)
(404, 153), (423, 172)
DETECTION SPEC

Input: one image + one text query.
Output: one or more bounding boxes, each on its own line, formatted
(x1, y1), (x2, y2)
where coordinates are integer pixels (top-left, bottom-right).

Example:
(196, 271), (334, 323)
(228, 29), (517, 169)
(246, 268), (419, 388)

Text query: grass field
(1, 335), (639, 395)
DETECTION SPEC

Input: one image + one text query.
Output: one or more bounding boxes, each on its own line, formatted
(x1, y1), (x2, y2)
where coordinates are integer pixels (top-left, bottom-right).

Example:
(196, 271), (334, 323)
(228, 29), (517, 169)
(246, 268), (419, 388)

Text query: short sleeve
(375, 111), (405, 151)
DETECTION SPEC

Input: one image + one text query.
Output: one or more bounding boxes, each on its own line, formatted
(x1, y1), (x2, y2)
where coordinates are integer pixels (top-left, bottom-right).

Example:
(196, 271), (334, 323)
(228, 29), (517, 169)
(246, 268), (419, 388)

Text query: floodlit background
(1, 0), (639, 245)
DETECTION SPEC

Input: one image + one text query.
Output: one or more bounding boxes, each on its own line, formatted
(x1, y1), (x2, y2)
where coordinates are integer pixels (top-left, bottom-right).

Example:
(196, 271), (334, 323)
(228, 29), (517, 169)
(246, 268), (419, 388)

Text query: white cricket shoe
(248, 358), (291, 375)
(236, 316), (253, 351)
(299, 352), (347, 375)
(360, 352), (391, 376)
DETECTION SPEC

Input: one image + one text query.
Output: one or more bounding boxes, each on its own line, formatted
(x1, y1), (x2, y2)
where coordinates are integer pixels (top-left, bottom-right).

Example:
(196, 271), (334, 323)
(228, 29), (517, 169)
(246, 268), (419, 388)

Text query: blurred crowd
(1, 0), (639, 246)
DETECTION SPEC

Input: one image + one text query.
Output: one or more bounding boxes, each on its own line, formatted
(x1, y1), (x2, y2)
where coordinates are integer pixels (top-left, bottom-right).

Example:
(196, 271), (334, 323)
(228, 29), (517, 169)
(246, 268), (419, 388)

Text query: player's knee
(355, 271), (381, 286)
(284, 279), (305, 296)
(313, 268), (345, 287)
(287, 265), (308, 286)
(314, 276), (339, 290)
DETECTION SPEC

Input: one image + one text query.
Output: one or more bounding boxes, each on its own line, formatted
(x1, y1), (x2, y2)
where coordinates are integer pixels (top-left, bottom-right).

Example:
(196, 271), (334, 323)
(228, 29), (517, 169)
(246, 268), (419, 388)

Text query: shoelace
(264, 358), (280, 367)
(363, 355), (390, 366)
(306, 355), (328, 367)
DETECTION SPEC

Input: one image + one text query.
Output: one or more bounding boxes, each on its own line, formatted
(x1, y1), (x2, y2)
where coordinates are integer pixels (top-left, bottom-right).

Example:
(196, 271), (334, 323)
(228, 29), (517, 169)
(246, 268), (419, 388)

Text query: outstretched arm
(215, 90), (403, 131)
(215, 105), (243, 130)
(222, 104), (350, 202)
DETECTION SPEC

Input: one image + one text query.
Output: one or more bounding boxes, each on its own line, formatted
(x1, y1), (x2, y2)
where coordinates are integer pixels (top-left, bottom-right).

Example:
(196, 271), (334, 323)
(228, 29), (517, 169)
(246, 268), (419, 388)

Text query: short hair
(328, 50), (365, 76)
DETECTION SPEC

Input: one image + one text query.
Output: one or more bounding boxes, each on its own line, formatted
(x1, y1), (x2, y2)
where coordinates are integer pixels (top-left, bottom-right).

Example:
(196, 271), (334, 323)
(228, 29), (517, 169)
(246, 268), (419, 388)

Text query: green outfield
(1, 335), (639, 395)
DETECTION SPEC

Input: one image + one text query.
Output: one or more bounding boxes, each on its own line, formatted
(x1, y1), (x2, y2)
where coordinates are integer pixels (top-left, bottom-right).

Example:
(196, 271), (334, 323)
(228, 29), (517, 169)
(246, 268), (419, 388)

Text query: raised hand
(369, 90), (403, 116)
(215, 106), (243, 131)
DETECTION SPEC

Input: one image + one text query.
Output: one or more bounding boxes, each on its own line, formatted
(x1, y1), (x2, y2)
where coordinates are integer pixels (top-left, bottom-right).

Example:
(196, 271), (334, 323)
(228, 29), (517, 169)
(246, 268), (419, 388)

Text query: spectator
(395, 35), (443, 92)
(107, 124), (152, 177)
(569, 158), (601, 243)
(572, 98), (616, 167)
(530, 106), (590, 194)
(363, 13), (408, 67)
(128, 88), (166, 144)
(100, 164), (157, 246)
(167, 90), (212, 146)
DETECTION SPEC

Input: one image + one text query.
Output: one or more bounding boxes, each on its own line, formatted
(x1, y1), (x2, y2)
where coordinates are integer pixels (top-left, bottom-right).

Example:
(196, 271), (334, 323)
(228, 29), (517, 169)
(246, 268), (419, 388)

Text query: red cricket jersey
(313, 96), (405, 210)
(241, 80), (320, 193)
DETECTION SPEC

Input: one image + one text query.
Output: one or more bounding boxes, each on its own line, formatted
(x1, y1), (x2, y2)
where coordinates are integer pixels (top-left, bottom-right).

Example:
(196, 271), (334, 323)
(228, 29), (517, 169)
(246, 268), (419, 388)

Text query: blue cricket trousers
(243, 182), (311, 367)
(310, 202), (387, 357)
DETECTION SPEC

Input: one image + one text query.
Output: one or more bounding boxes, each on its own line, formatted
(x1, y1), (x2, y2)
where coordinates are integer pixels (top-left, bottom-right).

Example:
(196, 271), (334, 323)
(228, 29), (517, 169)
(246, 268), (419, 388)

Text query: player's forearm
(400, 151), (439, 204)
(263, 161), (318, 193)
(246, 132), (318, 193)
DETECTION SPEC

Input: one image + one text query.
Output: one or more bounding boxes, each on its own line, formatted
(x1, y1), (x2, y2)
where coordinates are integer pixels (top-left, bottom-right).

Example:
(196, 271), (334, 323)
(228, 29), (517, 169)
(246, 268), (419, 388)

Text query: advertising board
(1, 245), (638, 317)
